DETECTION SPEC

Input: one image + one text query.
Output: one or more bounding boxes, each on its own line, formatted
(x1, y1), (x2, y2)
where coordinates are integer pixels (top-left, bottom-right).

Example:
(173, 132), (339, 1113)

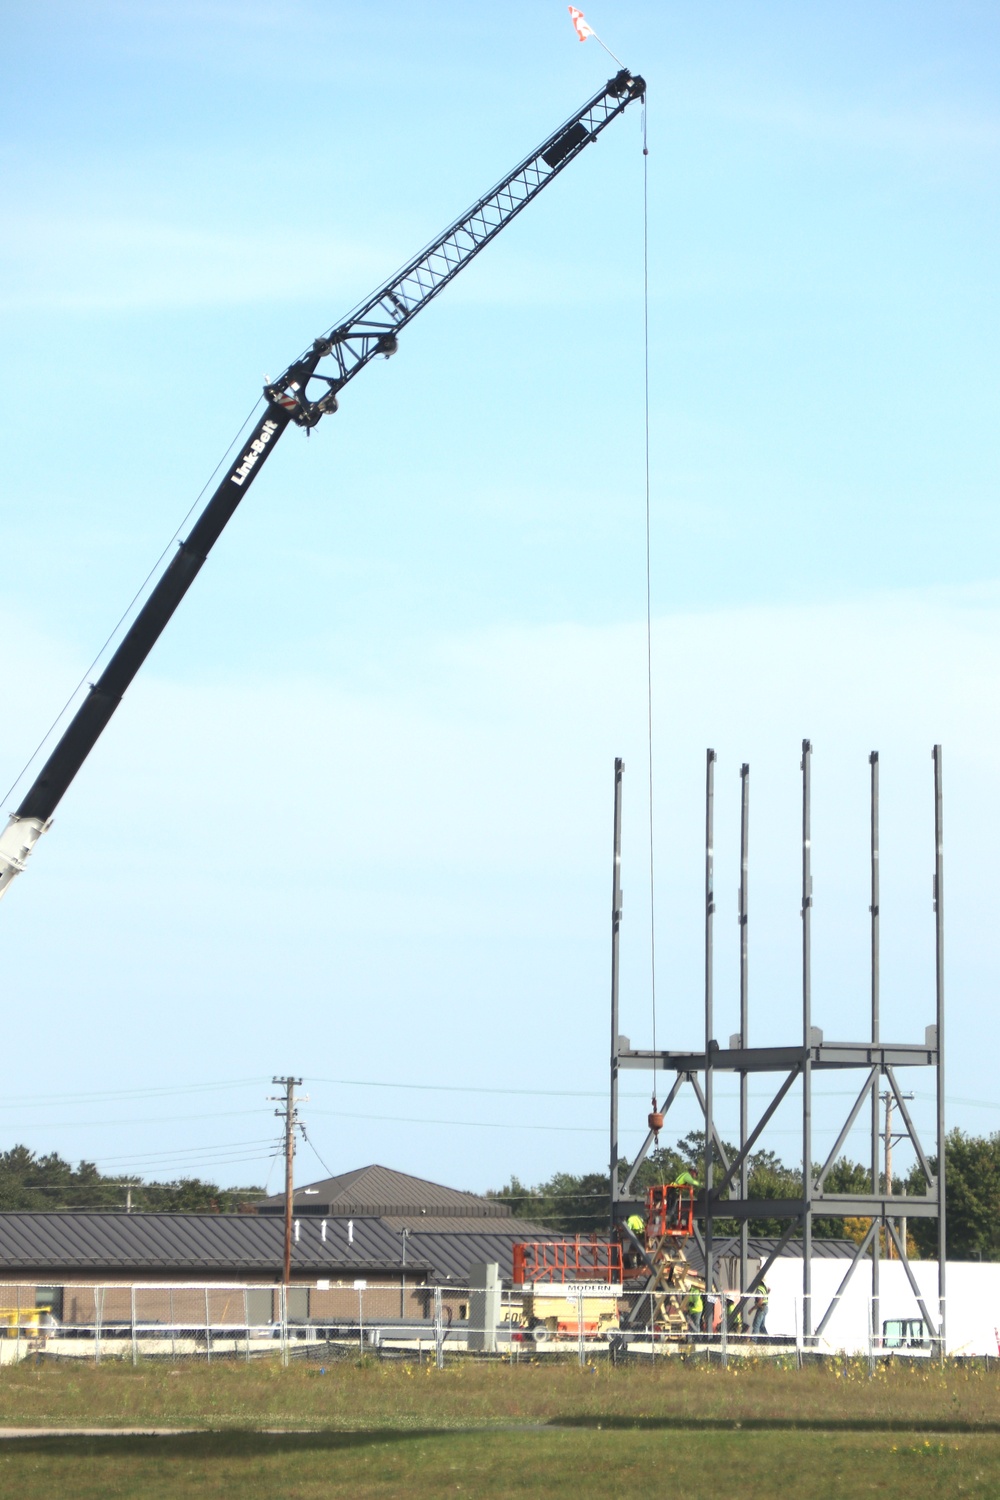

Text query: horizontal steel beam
(811, 1194), (940, 1217)
(684, 1194), (939, 1221)
(618, 1042), (937, 1073)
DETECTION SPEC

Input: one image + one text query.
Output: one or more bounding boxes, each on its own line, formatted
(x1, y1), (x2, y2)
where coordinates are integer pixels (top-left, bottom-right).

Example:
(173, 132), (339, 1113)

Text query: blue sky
(1, 1), (998, 1200)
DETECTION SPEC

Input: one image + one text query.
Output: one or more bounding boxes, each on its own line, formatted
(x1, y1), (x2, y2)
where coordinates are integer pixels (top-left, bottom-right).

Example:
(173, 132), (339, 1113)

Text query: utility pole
(880, 1088), (914, 1260)
(270, 1076), (306, 1287)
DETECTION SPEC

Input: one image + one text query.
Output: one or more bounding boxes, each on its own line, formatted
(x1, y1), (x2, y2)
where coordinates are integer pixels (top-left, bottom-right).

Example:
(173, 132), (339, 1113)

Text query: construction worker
(750, 1284), (769, 1337)
(687, 1287), (704, 1333)
(623, 1213), (645, 1269)
(665, 1172), (699, 1231)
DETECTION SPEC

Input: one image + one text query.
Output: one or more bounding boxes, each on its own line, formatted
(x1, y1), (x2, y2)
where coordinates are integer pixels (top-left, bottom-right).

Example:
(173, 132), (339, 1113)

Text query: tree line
(489, 1128), (1000, 1261)
(0, 1146), (262, 1214)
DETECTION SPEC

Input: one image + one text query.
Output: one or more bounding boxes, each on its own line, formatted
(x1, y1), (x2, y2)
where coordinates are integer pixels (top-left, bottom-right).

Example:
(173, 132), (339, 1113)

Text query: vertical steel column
(704, 749), (717, 1297)
(609, 757), (624, 1229)
(801, 739), (813, 1341)
(933, 744), (946, 1354)
(738, 763), (750, 1294)
(870, 751), (881, 1345)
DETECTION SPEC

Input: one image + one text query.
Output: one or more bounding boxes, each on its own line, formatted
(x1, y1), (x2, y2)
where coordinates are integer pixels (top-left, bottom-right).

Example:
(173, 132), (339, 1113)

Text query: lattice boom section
(277, 72), (643, 408)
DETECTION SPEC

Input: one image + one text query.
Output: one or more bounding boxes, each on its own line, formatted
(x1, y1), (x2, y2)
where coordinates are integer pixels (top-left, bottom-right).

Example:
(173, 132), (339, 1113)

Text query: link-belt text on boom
(230, 419), (280, 486)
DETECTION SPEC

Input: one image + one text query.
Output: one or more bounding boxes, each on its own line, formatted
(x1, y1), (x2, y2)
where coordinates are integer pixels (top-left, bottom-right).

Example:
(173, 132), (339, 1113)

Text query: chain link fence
(0, 1281), (958, 1366)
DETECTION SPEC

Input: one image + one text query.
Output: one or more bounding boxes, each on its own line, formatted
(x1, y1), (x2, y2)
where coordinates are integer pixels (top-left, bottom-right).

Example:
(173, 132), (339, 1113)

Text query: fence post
(131, 1285), (138, 1367)
(280, 1284), (289, 1368)
(15, 1286), (21, 1366)
(434, 1287), (444, 1369)
(577, 1288), (585, 1367)
(204, 1286), (212, 1364)
(94, 1286), (102, 1367)
(721, 1292), (728, 1369)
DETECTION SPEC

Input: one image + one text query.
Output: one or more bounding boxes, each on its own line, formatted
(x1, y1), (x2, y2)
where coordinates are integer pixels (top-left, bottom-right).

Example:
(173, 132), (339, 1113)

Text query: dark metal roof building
(258, 1163), (515, 1220)
(0, 1212), (430, 1279)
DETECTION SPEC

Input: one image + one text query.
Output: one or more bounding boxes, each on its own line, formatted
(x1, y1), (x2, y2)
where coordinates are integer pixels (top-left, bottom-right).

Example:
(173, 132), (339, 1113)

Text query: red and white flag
(568, 6), (594, 42)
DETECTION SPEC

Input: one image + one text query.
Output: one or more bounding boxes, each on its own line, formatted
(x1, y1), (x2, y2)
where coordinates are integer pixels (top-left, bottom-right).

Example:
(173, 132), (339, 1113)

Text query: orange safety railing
(512, 1238), (623, 1285)
(645, 1183), (695, 1241)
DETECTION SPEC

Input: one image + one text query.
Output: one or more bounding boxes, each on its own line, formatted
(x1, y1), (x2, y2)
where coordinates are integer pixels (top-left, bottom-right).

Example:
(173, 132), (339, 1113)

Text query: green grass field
(2, 1358), (999, 1496)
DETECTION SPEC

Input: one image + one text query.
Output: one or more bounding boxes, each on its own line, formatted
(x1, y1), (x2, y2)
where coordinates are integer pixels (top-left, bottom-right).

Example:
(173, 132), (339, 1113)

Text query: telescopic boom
(0, 67), (645, 900)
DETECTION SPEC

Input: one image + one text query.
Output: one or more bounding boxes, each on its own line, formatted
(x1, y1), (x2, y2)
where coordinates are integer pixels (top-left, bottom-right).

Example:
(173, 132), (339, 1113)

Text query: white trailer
(762, 1257), (1000, 1356)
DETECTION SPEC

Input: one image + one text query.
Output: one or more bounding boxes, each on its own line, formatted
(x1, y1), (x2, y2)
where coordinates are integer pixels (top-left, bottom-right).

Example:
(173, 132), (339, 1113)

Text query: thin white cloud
(0, 205), (635, 315)
(0, 213), (381, 313)
(689, 86), (1000, 157)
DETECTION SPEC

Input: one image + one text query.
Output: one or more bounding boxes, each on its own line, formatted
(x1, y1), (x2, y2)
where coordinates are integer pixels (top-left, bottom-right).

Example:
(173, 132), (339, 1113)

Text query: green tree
(906, 1128), (1000, 1261)
(0, 1146), (261, 1214)
(487, 1170), (609, 1232)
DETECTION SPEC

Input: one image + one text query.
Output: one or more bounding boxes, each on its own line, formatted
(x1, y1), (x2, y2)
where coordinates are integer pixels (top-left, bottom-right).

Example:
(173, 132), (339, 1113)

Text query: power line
(0, 1078), (269, 1111)
(309, 1107), (605, 1135)
(2, 1073), (991, 1111)
(2, 1108), (270, 1130)
(299, 1119), (335, 1180)
(8, 1180), (269, 1195)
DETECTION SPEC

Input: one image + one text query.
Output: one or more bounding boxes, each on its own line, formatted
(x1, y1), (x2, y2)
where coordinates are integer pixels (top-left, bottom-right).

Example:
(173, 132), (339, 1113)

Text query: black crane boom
(0, 66), (644, 893)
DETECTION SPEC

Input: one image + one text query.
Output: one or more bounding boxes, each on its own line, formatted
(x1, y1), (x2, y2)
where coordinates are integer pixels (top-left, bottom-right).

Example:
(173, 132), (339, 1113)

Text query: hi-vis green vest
(626, 1214), (645, 1235)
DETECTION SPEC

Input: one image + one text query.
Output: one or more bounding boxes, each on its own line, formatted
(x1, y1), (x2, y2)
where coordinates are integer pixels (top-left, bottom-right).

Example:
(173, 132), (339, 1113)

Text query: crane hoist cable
(0, 65), (645, 901)
(640, 94), (662, 1139)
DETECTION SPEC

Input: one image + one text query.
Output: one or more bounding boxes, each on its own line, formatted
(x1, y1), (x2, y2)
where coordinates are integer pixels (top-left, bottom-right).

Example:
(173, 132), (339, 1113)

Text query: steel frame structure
(609, 744), (947, 1348)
